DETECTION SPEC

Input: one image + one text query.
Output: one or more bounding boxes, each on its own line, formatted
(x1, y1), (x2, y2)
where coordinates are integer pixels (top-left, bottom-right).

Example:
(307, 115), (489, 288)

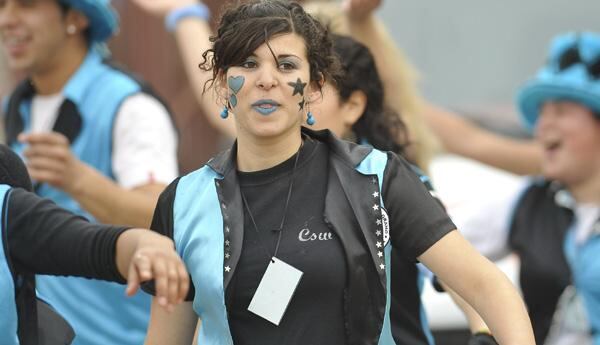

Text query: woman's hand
(342, 0), (382, 21)
(116, 229), (190, 312)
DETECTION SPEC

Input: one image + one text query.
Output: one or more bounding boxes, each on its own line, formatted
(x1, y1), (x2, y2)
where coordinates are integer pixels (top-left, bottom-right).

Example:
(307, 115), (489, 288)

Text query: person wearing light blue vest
(514, 32), (600, 344)
(0, 0), (178, 344)
(439, 32), (600, 345)
(142, 2), (535, 344)
(0, 144), (190, 345)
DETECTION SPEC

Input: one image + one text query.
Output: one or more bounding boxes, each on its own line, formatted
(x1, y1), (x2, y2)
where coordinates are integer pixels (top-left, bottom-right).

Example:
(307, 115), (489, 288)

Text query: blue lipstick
(252, 99), (279, 116)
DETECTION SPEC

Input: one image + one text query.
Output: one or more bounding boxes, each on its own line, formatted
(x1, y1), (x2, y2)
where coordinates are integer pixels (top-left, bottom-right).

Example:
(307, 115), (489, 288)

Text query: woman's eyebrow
(277, 54), (301, 59)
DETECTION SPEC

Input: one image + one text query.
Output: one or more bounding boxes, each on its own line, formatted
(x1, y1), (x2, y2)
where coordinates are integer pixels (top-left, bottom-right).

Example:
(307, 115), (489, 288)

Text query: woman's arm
(304, 0), (440, 170)
(419, 231), (534, 345)
(145, 300), (198, 344)
(422, 103), (542, 175)
(327, 0), (543, 175)
(130, 0), (237, 138)
(6, 188), (189, 309)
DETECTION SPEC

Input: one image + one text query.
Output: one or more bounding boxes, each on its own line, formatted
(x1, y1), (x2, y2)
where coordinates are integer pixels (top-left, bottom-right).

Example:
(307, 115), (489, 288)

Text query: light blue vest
(10, 51), (150, 345)
(0, 184), (20, 345)
(173, 148), (427, 344)
(565, 228), (600, 344)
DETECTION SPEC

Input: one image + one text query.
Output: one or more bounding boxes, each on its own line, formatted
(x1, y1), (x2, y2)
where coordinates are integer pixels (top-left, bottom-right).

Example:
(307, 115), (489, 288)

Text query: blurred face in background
(310, 82), (365, 139)
(0, 0), (75, 74)
(535, 100), (600, 186)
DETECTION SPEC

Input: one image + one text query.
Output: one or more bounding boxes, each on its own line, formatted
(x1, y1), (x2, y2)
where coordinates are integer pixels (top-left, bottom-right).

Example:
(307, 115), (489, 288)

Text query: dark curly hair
(200, 0), (341, 91)
(332, 34), (410, 157)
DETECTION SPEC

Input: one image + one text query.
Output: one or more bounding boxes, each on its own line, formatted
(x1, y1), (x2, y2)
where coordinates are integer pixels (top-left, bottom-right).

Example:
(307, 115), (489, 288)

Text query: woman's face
(310, 83), (348, 137)
(535, 100), (600, 186)
(224, 33), (315, 142)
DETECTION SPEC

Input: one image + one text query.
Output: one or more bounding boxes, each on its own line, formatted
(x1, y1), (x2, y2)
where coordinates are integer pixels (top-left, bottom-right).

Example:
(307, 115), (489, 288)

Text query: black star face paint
(298, 99), (305, 111)
(288, 78), (307, 97)
(228, 75), (245, 108)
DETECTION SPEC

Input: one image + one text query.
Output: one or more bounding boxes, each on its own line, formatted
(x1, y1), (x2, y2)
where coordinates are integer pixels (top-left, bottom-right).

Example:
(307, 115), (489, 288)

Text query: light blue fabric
(10, 50), (149, 345)
(174, 147), (429, 344)
(174, 167), (234, 345)
(0, 185), (19, 345)
(517, 32), (600, 131)
(564, 229), (600, 344)
(58, 0), (118, 43)
(356, 149), (434, 345)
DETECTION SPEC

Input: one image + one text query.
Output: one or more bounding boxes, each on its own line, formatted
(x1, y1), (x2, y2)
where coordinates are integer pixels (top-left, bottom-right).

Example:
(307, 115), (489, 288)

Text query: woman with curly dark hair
(312, 34), (409, 157)
(140, 1), (534, 344)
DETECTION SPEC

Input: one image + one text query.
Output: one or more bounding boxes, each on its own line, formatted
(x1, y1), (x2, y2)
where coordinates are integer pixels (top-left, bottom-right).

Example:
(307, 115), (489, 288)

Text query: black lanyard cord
(240, 145), (302, 262)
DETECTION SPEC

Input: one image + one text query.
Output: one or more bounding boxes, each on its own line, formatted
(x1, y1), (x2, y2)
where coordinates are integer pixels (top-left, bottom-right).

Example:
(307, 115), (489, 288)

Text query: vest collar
(207, 127), (373, 176)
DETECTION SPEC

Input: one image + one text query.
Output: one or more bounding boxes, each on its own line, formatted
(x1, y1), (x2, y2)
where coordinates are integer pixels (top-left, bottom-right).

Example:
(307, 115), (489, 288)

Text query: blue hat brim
(61, 0), (118, 42)
(517, 80), (600, 132)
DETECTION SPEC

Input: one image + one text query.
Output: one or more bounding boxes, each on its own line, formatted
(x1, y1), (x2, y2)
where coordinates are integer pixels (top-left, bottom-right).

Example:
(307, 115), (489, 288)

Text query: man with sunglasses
(0, 0), (178, 344)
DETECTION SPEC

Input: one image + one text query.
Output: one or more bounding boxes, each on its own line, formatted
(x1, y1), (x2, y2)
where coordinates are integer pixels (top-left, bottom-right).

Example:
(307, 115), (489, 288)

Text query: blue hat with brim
(517, 32), (600, 132)
(59, 0), (118, 43)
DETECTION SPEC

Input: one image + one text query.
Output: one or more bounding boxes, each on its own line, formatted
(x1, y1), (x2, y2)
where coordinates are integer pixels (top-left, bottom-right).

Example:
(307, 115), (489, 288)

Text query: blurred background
(1, 1), (598, 342)
(2, 0), (599, 169)
(380, 0), (600, 139)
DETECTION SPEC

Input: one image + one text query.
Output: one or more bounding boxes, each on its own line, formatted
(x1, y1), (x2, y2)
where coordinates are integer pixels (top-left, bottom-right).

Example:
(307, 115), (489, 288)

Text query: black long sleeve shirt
(2, 187), (127, 283)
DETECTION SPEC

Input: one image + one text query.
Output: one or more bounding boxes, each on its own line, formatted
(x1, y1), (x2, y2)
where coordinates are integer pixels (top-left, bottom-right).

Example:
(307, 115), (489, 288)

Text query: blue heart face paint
(230, 94), (238, 108)
(228, 76), (245, 94)
(227, 75), (245, 108)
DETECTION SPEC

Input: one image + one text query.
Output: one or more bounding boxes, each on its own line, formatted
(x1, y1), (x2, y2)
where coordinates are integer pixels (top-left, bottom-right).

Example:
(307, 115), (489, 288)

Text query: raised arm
(309, 0), (543, 175)
(422, 103), (542, 175)
(130, 0), (237, 138)
(304, 0), (439, 170)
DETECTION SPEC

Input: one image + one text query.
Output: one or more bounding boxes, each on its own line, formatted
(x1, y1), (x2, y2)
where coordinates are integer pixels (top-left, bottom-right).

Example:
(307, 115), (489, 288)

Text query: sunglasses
(557, 43), (600, 80)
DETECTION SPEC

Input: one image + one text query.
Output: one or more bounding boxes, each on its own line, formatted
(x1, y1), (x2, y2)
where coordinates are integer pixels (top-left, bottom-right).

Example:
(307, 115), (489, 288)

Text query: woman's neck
(236, 131), (303, 172)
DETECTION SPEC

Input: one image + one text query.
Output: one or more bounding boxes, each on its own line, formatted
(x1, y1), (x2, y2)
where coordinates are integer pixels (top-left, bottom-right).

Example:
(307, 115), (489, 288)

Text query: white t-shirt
(30, 92), (178, 189)
(573, 204), (600, 244)
(430, 154), (529, 260)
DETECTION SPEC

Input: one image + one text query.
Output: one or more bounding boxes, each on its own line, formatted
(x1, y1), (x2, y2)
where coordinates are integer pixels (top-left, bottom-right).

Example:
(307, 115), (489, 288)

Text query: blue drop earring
(220, 106), (229, 119)
(220, 100), (230, 119)
(306, 111), (315, 126)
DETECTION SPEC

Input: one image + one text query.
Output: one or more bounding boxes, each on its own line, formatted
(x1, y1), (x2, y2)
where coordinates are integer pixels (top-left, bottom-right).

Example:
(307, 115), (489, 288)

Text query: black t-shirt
(3, 188), (127, 281)
(509, 182), (573, 344)
(147, 132), (456, 344)
(229, 137), (347, 345)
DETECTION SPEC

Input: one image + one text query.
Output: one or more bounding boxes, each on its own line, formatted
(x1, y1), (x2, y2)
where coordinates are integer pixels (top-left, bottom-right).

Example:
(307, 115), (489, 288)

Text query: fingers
(126, 262), (140, 296)
(19, 132), (69, 146)
(127, 248), (189, 312)
(177, 262), (190, 304)
(152, 257), (170, 308)
(17, 132), (83, 189)
(25, 155), (65, 183)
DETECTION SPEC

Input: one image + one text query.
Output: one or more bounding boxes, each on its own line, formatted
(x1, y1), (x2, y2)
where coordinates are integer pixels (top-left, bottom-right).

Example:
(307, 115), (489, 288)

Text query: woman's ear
(341, 90), (367, 127)
(306, 74), (325, 103)
(65, 9), (90, 35)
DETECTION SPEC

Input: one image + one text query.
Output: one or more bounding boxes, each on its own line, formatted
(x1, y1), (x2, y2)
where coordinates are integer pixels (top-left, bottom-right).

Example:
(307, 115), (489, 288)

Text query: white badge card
(248, 257), (303, 325)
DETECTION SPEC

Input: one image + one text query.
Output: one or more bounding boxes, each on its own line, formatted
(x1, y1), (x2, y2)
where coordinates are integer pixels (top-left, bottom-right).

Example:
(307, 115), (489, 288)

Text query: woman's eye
(241, 60), (257, 68)
(279, 61), (297, 70)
